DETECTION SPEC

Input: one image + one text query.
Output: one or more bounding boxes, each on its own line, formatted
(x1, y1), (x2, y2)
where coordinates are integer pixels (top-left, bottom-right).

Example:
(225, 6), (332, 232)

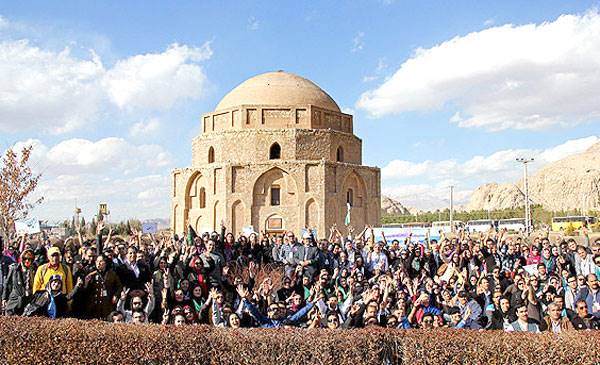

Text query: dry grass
(1, 317), (599, 365)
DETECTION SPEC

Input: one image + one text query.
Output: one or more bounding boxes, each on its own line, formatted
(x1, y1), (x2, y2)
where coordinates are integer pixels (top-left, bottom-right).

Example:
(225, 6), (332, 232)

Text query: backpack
(40, 263), (70, 285)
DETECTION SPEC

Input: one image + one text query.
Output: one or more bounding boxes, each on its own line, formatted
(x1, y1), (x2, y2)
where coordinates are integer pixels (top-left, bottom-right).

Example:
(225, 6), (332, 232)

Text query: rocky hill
(381, 196), (410, 215)
(467, 142), (600, 211)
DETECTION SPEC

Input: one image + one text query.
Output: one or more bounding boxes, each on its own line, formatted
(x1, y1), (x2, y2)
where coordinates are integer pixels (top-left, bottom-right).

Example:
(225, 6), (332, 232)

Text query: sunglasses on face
(422, 319), (433, 324)
(577, 306), (587, 310)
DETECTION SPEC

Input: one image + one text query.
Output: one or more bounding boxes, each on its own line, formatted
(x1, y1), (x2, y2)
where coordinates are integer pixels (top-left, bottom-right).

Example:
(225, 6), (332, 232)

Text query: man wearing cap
(32, 246), (73, 295)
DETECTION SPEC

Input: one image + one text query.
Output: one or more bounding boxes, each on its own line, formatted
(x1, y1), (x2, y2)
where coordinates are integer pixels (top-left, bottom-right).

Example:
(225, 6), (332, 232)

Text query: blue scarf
(48, 292), (57, 319)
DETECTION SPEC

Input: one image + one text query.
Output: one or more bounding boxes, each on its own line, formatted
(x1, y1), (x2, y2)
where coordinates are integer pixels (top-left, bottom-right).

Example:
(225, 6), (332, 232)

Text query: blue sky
(1, 1), (600, 221)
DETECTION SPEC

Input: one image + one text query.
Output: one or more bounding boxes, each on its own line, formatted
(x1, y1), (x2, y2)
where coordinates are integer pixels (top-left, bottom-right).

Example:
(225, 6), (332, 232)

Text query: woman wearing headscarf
(82, 254), (122, 320)
(2, 249), (37, 315)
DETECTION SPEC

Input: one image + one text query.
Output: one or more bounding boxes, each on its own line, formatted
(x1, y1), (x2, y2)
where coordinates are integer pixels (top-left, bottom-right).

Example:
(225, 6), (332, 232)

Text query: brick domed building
(171, 71), (380, 236)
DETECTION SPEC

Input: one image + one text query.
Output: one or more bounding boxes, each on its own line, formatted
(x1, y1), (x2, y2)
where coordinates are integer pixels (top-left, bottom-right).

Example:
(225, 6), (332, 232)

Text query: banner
(15, 218), (41, 235)
(365, 227), (441, 247)
(242, 226), (256, 237)
(142, 222), (158, 234)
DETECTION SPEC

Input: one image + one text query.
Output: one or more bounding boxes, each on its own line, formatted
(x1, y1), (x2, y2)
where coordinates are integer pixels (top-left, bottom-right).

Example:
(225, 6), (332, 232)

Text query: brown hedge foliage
(1, 317), (599, 365)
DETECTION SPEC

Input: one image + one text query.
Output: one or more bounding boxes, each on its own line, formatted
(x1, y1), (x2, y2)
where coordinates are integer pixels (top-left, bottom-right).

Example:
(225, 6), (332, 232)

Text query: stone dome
(215, 71), (341, 112)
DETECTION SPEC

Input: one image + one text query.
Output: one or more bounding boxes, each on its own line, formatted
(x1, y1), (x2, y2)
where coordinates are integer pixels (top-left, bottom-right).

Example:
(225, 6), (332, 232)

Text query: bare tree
(0, 145), (43, 241)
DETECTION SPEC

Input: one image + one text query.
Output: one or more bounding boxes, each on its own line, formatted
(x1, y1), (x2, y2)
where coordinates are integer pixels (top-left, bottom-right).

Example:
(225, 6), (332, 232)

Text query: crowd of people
(1, 220), (600, 333)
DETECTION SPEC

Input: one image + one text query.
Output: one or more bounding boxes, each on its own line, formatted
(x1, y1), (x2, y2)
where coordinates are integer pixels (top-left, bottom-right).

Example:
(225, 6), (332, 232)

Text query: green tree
(89, 217), (97, 237)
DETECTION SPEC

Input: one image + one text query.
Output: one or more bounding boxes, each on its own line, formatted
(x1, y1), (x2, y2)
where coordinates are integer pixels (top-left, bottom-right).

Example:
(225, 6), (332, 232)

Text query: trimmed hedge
(1, 317), (599, 364)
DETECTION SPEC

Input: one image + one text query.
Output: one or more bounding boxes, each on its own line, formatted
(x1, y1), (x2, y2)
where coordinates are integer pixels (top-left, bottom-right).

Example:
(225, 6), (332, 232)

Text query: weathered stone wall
(174, 98), (379, 237)
(172, 159), (380, 236)
(201, 105), (352, 134)
(192, 129), (362, 167)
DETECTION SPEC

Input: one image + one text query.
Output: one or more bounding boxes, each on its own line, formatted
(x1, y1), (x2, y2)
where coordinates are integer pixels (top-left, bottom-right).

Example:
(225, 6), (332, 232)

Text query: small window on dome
(269, 143), (281, 160)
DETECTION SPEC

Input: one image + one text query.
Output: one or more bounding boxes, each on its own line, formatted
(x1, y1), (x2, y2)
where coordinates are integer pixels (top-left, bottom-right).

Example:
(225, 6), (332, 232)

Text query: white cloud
(358, 11), (600, 131)
(6, 138), (173, 221)
(247, 16), (260, 31)
(537, 135), (599, 162)
(383, 184), (472, 212)
(351, 32), (365, 53)
(382, 135), (599, 210)
(0, 22), (212, 134)
(130, 117), (161, 137)
(13, 137), (172, 175)
(0, 40), (105, 134)
(34, 173), (170, 222)
(341, 107), (355, 115)
(103, 42), (212, 111)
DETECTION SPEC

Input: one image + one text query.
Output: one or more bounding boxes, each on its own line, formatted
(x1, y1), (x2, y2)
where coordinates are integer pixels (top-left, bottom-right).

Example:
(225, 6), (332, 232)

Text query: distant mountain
(467, 142), (600, 211)
(381, 196), (411, 215)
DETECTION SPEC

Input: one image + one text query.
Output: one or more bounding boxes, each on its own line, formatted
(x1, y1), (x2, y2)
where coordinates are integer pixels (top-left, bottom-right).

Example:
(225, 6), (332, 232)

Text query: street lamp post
(449, 185), (454, 233)
(516, 158), (534, 235)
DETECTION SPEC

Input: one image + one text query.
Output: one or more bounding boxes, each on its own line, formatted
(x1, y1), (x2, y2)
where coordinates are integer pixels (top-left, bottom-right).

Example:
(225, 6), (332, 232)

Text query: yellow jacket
(32, 263), (74, 295)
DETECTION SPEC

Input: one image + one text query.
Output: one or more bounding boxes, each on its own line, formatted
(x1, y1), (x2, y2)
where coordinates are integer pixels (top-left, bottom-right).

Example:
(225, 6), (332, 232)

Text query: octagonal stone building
(171, 71), (381, 237)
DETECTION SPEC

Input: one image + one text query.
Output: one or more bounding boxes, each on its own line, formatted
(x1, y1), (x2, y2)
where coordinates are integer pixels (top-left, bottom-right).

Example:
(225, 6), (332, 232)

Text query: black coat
(115, 262), (152, 291)
(2, 263), (36, 315)
(489, 308), (516, 330)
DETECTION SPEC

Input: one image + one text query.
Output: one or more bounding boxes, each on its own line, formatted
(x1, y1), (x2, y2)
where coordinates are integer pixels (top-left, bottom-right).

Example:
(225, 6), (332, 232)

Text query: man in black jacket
(2, 249), (36, 315)
(571, 299), (600, 330)
(293, 231), (319, 279)
(115, 246), (151, 291)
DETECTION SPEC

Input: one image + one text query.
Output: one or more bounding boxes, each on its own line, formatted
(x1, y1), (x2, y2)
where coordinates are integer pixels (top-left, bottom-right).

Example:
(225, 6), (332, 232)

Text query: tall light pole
(449, 185), (454, 232)
(516, 158), (534, 235)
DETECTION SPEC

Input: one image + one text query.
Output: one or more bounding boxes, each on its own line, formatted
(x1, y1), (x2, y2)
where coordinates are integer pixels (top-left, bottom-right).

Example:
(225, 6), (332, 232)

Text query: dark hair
(107, 310), (124, 322)
(515, 302), (528, 311)
(448, 307), (461, 315)
(421, 313), (434, 322)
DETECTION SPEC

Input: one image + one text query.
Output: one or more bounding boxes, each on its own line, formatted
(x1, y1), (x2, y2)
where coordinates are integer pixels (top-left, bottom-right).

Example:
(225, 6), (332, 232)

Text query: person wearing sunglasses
(2, 248), (36, 315)
(571, 300), (600, 330)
